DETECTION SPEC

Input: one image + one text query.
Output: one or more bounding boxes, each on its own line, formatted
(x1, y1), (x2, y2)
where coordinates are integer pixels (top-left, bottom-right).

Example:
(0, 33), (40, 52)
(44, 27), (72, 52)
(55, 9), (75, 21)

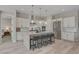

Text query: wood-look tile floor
(0, 36), (79, 54)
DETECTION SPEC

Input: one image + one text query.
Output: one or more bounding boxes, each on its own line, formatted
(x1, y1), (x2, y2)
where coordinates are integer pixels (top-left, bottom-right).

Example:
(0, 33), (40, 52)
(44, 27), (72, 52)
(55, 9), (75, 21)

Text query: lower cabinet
(67, 32), (74, 41)
(61, 32), (74, 41)
(61, 32), (67, 40)
(17, 32), (23, 40)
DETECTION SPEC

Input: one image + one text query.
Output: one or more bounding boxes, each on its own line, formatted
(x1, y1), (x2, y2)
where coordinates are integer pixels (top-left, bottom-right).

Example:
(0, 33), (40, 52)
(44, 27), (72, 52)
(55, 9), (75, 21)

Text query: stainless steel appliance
(53, 21), (61, 39)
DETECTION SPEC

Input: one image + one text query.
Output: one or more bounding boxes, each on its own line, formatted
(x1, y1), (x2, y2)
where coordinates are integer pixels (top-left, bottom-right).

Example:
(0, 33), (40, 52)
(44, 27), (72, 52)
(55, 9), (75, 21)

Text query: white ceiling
(0, 5), (79, 16)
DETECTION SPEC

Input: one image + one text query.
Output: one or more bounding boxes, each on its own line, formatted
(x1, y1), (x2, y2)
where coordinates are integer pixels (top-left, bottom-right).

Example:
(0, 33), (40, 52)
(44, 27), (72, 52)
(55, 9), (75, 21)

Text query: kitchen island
(30, 32), (55, 50)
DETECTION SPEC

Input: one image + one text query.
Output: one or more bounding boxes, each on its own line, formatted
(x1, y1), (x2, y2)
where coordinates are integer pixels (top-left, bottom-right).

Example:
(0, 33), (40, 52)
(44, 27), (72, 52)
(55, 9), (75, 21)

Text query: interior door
(53, 21), (61, 39)
(57, 21), (61, 39)
(53, 21), (57, 38)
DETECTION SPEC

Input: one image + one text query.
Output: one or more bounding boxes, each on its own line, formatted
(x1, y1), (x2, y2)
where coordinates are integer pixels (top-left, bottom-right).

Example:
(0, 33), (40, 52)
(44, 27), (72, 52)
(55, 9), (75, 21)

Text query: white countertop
(30, 31), (53, 35)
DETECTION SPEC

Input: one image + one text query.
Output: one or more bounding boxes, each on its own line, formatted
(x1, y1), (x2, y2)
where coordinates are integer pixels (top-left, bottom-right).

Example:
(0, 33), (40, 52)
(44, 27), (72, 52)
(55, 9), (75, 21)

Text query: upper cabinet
(63, 16), (75, 28)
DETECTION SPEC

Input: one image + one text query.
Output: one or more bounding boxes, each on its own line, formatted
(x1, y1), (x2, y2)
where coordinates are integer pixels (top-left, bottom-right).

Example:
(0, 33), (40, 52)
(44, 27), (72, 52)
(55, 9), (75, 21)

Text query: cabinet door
(17, 32), (23, 40)
(61, 32), (74, 41)
(63, 16), (75, 28)
(67, 32), (74, 41)
(61, 32), (67, 40)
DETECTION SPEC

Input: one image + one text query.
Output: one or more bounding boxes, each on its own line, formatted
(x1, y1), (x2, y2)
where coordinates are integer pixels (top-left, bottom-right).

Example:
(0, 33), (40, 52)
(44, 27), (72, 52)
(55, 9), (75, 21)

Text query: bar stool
(47, 34), (52, 44)
(37, 35), (42, 48)
(30, 36), (38, 50)
(47, 33), (55, 44)
(42, 34), (48, 46)
(51, 33), (55, 43)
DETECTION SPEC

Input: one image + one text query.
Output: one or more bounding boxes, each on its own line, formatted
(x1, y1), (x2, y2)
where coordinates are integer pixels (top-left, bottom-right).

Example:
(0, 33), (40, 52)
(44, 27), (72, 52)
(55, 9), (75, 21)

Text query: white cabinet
(63, 16), (75, 28)
(67, 32), (74, 41)
(61, 32), (75, 41)
(61, 32), (67, 40)
(64, 28), (77, 32)
(17, 32), (23, 40)
(61, 16), (76, 41)
(16, 18), (30, 27)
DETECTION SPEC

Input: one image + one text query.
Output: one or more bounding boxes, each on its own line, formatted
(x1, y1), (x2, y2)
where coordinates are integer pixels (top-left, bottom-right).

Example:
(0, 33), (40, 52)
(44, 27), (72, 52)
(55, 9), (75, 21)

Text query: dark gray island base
(30, 32), (55, 50)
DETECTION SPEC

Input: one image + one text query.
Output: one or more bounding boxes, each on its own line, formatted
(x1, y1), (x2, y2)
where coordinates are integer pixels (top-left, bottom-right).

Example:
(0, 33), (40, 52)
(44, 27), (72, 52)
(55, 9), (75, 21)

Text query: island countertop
(30, 31), (54, 39)
(30, 31), (53, 35)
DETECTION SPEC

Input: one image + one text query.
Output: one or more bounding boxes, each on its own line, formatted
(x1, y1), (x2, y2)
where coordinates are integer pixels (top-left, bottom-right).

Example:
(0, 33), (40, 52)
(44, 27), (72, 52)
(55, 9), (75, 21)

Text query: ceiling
(0, 5), (79, 16)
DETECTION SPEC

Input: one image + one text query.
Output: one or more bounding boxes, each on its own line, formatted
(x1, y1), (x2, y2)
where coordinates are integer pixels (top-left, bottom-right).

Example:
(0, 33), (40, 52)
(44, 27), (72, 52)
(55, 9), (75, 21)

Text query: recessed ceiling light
(62, 9), (65, 11)
(31, 20), (34, 23)
(21, 8), (25, 10)
(39, 21), (42, 24)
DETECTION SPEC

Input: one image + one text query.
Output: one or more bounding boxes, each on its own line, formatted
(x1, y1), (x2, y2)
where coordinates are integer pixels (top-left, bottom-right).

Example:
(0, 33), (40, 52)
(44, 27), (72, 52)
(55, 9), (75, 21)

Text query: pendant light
(40, 7), (42, 20)
(31, 5), (34, 24)
(31, 5), (34, 20)
(39, 7), (42, 24)
(45, 9), (48, 19)
(45, 9), (48, 24)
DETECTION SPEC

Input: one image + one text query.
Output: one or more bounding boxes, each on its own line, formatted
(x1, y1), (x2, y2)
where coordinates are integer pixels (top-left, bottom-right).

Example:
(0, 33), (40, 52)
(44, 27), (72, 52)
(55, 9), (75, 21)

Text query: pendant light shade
(40, 7), (42, 20)
(31, 5), (34, 20)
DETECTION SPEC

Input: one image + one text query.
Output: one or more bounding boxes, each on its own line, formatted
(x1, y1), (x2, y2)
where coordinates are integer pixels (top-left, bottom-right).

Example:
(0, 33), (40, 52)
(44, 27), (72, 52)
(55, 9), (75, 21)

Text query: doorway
(1, 14), (12, 43)
(53, 21), (61, 39)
